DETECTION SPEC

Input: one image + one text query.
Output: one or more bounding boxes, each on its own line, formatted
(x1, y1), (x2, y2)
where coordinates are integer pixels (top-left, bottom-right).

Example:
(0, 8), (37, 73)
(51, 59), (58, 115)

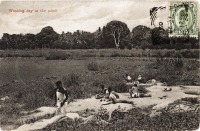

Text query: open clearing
(0, 54), (199, 130)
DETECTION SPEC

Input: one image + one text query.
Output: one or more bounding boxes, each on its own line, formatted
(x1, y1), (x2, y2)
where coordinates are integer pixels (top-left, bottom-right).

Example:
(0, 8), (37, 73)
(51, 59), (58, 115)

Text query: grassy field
(0, 49), (199, 130)
(0, 48), (199, 58)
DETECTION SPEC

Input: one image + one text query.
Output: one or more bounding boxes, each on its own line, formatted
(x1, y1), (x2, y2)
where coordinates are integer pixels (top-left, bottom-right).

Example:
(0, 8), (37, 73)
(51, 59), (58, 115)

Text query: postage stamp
(169, 1), (198, 37)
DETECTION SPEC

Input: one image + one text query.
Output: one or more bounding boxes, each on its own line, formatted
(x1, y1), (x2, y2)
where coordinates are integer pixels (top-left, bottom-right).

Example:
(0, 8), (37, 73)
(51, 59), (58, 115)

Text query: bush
(45, 51), (71, 60)
(45, 106), (199, 131)
(63, 74), (84, 99)
(113, 82), (129, 93)
(87, 61), (99, 71)
(181, 97), (199, 104)
(0, 80), (55, 125)
(147, 57), (199, 85)
(63, 73), (80, 87)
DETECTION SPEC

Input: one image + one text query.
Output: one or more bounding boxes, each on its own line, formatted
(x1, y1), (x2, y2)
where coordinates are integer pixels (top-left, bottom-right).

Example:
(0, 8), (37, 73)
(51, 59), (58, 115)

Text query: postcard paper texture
(0, 0), (199, 130)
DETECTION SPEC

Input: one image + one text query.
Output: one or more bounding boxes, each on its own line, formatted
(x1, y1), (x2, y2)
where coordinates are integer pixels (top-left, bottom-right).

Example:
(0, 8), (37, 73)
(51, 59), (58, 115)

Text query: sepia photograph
(0, 0), (199, 130)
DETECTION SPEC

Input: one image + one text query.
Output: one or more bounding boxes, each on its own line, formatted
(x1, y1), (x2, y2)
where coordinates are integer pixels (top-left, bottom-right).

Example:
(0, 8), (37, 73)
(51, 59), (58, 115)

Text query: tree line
(0, 20), (199, 50)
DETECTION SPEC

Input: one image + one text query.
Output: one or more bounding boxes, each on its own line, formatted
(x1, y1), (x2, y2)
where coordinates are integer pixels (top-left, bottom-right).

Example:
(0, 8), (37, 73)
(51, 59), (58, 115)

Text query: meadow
(0, 48), (199, 58)
(0, 48), (199, 130)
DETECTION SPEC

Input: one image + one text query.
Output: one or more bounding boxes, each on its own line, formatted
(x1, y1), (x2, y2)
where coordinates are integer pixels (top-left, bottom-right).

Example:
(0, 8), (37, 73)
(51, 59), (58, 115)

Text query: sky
(0, 0), (199, 37)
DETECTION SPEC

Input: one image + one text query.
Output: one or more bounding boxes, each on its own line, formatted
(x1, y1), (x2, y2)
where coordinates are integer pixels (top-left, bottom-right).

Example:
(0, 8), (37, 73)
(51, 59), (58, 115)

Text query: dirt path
(4, 85), (200, 131)
(67, 85), (199, 112)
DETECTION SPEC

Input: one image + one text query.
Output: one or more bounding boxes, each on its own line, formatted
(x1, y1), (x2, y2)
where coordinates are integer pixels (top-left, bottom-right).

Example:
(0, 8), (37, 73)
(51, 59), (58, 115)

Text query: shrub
(47, 106), (199, 131)
(63, 73), (80, 87)
(87, 61), (99, 71)
(45, 51), (71, 60)
(181, 97), (199, 104)
(113, 82), (129, 93)
(97, 106), (109, 121)
(67, 85), (85, 99)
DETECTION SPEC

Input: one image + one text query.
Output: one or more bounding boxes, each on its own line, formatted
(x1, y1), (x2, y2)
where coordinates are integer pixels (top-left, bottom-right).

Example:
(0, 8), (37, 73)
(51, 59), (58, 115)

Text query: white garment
(138, 76), (142, 80)
(56, 102), (68, 115)
(105, 89), (109, 98)
(56, 91), (67, 115)
(56, 91), (66, 108)
(109, 93), (118, 102)
(127, 76), (132, 80)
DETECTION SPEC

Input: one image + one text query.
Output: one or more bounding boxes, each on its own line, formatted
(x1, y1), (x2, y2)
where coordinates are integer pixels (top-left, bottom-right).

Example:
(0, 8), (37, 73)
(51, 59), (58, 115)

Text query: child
(130, 83), (152, 98)
(95, 85), (107, 99)
(129, 83), (139, 98)
(54, 81), (69, 115)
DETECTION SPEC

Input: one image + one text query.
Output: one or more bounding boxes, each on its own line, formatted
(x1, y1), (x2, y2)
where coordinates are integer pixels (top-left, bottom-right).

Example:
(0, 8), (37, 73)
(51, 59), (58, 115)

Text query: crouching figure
(95, 85), (107, 99)
(129, 83), (151, 98)
(104, 87), (134, 105)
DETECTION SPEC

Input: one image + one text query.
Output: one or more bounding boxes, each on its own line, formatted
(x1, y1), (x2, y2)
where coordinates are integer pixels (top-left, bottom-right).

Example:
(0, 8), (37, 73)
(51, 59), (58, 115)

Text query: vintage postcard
(0, 0), (199, 130)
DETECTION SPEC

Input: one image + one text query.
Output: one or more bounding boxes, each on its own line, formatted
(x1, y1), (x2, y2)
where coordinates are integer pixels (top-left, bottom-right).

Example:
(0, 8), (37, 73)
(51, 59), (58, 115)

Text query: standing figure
(54, 81), (69, 115)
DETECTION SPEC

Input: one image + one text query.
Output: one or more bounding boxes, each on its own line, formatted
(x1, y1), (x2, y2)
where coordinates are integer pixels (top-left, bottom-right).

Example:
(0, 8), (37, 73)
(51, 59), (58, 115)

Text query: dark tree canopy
(0, 21), (199, 50)
(151, 27), (169, 45)
(103, 20), (130, 48)
(35, 26), (59, 48)
(131, 25), (152, 48)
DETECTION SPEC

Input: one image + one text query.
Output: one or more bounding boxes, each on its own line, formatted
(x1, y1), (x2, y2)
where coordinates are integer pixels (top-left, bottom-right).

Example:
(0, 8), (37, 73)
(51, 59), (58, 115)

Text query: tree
(1, 33), (11, 49)
(151, 27), (169, 45)
(35, 26), (59, 48)
(103, 20), (130, 48)
(24, 33), (36, 49)
(131, 25), (152, 47)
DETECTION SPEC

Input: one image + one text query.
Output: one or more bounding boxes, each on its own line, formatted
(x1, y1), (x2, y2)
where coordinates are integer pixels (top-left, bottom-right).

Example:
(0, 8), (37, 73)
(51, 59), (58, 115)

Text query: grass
(0, 49), (199, 129)
(181, 97), (199, 104)
(0, 79), (54, 125)
(0, 48), (199, 58)
(87, 61), (99, 71)
(44, 102), (199, 131)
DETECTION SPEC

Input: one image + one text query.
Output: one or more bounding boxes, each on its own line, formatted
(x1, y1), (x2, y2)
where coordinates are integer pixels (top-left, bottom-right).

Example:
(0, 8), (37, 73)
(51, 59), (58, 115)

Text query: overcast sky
(0, 0), (199, 37)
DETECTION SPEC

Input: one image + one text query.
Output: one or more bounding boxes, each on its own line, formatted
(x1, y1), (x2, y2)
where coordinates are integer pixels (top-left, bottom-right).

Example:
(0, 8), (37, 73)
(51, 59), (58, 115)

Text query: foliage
(148, 57), (200, 85)
(131, 25), (152, 47)
(0, 54), (199, 128)
(87, 61), (99, 71)
(44, 104), (199, 131)
(151, 27), (170, 45)
(0, 22), (199, 49)
(181, 97), (199, 104)
(113, 82), (129, 93)
(35, 26), (59, 49)
(45, 51), (71, 60)
(63, 73), (80, 87)
(103, 20), (130, 48)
